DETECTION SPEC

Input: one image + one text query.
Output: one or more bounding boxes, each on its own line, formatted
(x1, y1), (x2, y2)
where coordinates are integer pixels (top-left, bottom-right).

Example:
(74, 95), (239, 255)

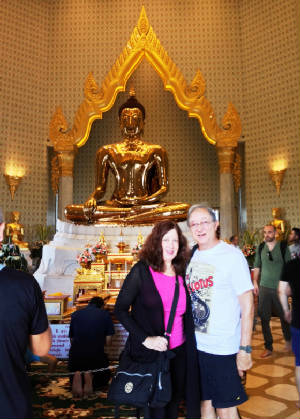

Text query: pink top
(149, 267), (186, 349)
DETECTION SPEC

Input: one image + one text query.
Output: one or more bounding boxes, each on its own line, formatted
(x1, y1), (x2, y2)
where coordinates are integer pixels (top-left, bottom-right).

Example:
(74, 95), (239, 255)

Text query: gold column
(49, 108), (77, 220)
(216, 145), (236, 174)
(215, 107), (241, 239)
(56, 150), (77, 177)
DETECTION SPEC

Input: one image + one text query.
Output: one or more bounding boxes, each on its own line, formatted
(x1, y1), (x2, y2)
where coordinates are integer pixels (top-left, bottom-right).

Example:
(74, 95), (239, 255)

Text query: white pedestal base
(34, 219), (194, 298)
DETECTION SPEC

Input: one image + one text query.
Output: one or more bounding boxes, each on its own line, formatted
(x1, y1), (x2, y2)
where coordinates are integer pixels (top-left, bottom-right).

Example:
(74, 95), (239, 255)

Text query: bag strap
(165, 275), (179, 339)
(280, 240), (288, 263)
(258, 242), (265, 264)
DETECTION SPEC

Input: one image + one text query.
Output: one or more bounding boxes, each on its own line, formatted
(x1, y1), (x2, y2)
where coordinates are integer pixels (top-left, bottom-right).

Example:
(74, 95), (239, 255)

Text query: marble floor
(239, 318), (299, 419)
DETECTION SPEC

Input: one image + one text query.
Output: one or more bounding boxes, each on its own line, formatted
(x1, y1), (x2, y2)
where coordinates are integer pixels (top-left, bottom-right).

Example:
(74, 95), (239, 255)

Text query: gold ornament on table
(116, 229), (126, 253)
(91, 233), (108, 262)
(132, 231), (144, 260)
(65, 90), (189, 225)
(137, 231), (144, 247)
(269, 168), (286, 195)
(5, 211), (28, 249)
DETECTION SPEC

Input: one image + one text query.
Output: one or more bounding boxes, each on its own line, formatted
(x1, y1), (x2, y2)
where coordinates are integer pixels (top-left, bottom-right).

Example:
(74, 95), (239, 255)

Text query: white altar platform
(34, 219), (194, 303)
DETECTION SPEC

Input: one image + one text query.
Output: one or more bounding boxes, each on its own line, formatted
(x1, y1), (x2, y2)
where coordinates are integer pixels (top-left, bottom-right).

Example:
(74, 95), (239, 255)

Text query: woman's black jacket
(114, 260), (201, 418)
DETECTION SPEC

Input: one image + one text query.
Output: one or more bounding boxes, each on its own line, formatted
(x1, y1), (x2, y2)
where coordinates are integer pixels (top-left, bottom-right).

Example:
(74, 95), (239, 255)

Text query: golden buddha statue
(65, 90), (189, 224)
(270, 207), (286, 241)
(6, 211), (29, 249)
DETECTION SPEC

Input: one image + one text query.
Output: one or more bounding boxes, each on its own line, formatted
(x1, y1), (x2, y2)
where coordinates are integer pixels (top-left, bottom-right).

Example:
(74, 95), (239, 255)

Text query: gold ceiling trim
(49, 6), (241, 150)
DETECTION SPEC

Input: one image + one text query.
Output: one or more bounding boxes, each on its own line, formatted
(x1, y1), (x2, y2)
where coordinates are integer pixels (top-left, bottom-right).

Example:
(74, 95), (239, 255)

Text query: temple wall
(239, 0), (300, 231)
(1, 0), (299, 241)
(1, 1), (51, 241)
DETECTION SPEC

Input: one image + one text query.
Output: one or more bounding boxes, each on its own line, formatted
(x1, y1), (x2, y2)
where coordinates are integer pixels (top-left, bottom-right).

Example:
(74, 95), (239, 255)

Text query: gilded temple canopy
(49, 6), (241, 153)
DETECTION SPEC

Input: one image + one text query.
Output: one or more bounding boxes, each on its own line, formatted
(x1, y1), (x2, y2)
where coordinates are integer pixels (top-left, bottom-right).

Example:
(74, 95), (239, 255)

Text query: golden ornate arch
(49, 6), (241, 152)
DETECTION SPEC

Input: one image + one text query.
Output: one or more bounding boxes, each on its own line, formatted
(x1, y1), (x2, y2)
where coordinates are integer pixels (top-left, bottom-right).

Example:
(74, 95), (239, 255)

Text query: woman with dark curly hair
(114, 220), (200, 419)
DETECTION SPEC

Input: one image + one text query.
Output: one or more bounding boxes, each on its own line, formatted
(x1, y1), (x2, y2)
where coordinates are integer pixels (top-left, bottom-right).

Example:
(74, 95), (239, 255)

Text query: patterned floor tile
(239, 319), (299, 419)
(245, 373), (269, 389)
(241, 395), (287, 417)
(251, 364), (292, 377)
(265, 384), (299, 401)
(276, 356), (295, 367)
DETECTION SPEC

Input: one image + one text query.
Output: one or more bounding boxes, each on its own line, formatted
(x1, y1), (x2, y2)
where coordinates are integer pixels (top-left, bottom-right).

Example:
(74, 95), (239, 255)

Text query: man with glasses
(186, 204), (254, 419)
(252, 224), (291, 358)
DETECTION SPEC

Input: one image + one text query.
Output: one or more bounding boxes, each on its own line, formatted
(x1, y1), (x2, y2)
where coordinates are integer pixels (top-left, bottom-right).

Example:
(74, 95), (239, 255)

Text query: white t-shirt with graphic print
(186, 241), (253, 355)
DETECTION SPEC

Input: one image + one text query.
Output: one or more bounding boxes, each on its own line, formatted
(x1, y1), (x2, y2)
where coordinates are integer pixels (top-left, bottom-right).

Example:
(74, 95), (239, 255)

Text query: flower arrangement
(91, 242), (107, 256)
(241, 229), (261, 267)
(242, 244), (256, 258)
(77, 247), (94, 265)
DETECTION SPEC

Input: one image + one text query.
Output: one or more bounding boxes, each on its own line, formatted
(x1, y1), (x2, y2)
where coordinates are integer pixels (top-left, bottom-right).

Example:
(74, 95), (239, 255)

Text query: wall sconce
(4, 174), (23, 200)
(269, 168), (286, 196)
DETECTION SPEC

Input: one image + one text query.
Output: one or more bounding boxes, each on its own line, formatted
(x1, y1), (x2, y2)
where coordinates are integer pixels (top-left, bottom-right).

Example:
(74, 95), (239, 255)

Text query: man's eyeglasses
(267, 251), (273, 261)
(190, 221), (213, 229)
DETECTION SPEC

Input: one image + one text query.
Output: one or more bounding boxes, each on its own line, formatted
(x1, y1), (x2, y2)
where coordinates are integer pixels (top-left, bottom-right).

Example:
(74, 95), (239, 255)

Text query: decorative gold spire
(49, 6), (242, 150)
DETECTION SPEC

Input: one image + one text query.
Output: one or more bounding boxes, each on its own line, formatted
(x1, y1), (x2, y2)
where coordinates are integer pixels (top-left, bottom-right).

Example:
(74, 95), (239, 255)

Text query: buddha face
(272, 207), (280, 218)
(12, 211), (20, 222)
(120, 108), (144, 138)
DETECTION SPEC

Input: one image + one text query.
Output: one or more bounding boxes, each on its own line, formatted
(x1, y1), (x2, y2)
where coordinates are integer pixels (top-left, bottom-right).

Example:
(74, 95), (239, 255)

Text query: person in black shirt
(0, 208), (51, 419)
(278, 258), (300, 408)
(68, 296), (114, 398)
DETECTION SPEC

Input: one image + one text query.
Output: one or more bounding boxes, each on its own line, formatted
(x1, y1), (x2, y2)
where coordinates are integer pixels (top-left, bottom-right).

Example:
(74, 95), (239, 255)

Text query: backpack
(257, 240), (288, 264)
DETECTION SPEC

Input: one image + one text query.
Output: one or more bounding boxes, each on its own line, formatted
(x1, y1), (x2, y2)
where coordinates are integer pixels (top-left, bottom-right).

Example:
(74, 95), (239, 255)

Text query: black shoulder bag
(108, 275), (180, 409)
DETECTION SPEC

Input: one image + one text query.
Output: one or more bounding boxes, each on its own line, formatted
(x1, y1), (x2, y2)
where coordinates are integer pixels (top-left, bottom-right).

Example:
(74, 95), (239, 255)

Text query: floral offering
(77, 247), (94, 264)
(242, 244), (256, 258)
(242, 244), (256, 267)
(91, 242), (107, 256)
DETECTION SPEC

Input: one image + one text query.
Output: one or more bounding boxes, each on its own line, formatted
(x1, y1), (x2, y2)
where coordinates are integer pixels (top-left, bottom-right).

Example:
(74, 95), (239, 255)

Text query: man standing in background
(288, 227), (300, 259)
(252, 224), (291, 358)
(0, 208), (52, 419)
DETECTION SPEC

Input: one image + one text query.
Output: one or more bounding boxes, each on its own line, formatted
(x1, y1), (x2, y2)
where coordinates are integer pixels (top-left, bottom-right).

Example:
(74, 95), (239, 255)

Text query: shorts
(291, 326), (300, 366)
(25, 348), (40, 364)
(197, 350), (248, 408)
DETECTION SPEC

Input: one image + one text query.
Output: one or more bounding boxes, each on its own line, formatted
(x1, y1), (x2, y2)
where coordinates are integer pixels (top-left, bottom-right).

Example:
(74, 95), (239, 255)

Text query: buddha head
(119, 90), (145, 138)
(272, 207), (281, 219)
(12, 211), (20, 223)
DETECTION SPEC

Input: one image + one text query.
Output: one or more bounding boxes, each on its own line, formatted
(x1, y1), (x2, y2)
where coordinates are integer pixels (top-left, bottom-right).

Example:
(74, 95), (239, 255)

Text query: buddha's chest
(111, 149), (153, 166)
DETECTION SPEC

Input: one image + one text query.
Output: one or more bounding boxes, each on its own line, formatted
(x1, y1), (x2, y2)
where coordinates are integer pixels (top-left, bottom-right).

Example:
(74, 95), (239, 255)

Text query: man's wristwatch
(239, 345), (252, 353)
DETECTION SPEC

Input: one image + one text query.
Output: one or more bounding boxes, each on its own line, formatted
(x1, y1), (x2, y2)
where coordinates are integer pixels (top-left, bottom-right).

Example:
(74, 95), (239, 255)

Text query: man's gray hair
(0, 208), (4, 224)
(187, 203), (217, 226)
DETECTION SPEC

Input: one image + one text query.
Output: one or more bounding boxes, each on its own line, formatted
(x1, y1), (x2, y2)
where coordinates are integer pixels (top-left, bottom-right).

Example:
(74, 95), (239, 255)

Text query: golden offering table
(106, 253), (134, 288)
(73, 262), (106, 305)
(44, 294), (70, 321)
(73, 252), (135, 305)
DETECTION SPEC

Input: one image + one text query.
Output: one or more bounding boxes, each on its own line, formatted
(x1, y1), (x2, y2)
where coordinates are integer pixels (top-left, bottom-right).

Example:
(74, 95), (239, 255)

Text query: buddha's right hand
(142, 336), (168, 352)
(83, 197), (97, 220)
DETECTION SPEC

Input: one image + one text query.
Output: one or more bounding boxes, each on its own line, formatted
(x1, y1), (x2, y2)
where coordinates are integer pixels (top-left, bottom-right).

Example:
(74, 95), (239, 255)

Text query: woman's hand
(142, 336), (168, 351)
